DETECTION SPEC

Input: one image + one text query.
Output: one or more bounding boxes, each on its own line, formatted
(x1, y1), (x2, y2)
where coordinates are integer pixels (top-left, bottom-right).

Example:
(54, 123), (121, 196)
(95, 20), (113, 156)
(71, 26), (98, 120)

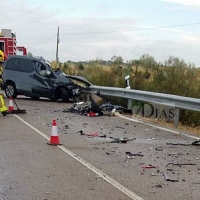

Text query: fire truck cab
(0, 29), (27, 57)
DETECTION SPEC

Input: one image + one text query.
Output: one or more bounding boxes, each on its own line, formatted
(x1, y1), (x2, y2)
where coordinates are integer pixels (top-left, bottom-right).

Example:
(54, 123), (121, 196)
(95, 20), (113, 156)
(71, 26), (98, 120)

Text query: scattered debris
(115, 126), (125, 129)
(105, 149), (120, 156)
(125, 152), (144, 157)
(43, 122), (51, 126)
(88, 136), (135, 144)
(63, 124), (69, 131)
(142, 165), (157, 169)
(147, 138), (156, 141)
(167, 153), (179, 156)
(100, 103), (131, 115)
(151, 173), (156, 176)
(126, 155), (135, 159)
(154, 184), (163, 188)
(110, 137), (135, 144)
(85, 132), (99, 137)
(99, 134), (107, 138)
(166, 140), (200, 146)
(66, 93), (131, 117)
(87, 112), (101, 117)
(191, 140), (200, 146)
(166, 163), (196, 167)
(78, 130), (84, 135)
(166, 142), (190, 146)
(163, 172), (179, 182)
(155, 147), (163, 151)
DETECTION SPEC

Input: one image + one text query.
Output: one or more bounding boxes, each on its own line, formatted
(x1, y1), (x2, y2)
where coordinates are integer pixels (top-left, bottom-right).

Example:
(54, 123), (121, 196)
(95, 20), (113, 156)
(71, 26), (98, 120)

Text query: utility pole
(56, 26), (59, 66)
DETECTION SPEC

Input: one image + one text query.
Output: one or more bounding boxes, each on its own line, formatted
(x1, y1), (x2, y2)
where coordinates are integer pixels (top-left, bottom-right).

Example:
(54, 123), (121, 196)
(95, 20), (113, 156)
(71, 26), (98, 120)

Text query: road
(0, 97), (200, 200)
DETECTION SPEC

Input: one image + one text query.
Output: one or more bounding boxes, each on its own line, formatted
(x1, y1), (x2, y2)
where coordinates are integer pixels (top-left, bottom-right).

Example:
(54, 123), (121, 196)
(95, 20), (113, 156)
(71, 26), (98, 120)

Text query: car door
(17, 58), (35, 94)
(31, 61), (55, 98)
(3, 58), (22, 89)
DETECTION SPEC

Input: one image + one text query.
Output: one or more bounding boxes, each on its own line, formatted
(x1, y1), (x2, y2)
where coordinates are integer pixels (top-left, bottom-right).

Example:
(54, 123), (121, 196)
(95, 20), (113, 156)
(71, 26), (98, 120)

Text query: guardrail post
(174, 107), (180, 127)
(125, 75), (132, 110)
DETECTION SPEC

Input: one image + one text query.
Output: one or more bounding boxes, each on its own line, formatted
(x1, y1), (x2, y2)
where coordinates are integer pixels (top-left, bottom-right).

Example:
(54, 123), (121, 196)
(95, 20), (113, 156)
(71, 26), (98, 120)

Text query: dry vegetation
(50, 54), (200, 128)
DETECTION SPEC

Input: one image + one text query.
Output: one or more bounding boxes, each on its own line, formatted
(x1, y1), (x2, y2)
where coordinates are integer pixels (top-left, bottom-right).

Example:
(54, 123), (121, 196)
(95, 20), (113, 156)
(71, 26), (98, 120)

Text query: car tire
(60, 87), (70, 102)
(5, 82), (17, 99)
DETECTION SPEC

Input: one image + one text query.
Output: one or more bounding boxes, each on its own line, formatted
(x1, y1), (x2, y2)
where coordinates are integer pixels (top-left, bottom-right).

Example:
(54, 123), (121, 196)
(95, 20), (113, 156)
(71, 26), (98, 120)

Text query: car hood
(52, 69), (92, 87)
(65, 75), (92, 87)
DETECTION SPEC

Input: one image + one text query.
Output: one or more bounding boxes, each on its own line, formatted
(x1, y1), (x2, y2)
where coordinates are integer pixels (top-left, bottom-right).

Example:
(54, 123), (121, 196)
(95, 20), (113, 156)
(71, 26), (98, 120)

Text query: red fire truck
(0, 29), (27, 57)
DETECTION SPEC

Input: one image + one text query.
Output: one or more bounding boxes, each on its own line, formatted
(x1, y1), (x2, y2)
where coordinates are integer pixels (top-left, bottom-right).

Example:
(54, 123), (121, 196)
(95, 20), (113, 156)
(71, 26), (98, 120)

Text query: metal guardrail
(82, 85), (200, 127)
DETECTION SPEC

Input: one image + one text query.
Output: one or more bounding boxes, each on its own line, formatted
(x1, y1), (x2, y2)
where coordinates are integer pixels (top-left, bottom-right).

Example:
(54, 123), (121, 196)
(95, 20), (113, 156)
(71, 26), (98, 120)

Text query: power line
(135, 22), (200, 31)
(60, 22), (200, 36)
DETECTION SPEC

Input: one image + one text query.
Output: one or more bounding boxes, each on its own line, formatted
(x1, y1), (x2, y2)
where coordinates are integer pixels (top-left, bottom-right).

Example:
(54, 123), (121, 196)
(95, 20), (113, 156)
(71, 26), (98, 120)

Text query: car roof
(7, 55), (44, 62)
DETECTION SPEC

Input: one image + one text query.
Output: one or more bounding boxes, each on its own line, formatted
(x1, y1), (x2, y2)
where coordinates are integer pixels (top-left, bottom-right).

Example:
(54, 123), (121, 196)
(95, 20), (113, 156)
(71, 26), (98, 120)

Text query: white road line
(14, 114), (144, 200)
(119, 115), (200, 140)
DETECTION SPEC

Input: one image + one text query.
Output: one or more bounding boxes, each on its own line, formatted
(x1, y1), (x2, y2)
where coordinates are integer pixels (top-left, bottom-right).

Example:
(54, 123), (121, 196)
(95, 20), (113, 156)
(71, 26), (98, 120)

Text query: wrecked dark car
(3, 55), (92, 102)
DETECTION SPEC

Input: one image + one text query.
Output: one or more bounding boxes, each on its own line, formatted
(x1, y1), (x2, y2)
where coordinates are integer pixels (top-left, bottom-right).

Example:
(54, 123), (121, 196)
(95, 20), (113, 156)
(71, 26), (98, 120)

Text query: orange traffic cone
(47, 119), (62, 145)
(8, 96), (14, 111)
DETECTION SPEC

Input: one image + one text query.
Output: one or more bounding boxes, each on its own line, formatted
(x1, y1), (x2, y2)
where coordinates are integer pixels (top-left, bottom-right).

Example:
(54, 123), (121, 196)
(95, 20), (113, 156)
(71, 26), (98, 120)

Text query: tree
(140, 54), (157, 68)
(164, 56), (187, 68)
(128, 59), (141, 66)
(111, 55), (123, 64)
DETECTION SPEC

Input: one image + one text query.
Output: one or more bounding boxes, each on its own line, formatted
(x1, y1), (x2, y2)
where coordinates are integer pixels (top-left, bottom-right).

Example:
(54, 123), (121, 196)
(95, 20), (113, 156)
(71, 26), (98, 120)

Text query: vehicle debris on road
(66, 93), (132, 117)
(163, 172), (179, 182)
(142, 165), (157, 169)
(85, 131), (99, 137)
(125, 151), (144, 157)
(77, 131), (135, 144)
(155, 147), (163, 151)
(166, 140), (200, 146)
(166, 163), (197, 167)
(109, 137), (135, 144)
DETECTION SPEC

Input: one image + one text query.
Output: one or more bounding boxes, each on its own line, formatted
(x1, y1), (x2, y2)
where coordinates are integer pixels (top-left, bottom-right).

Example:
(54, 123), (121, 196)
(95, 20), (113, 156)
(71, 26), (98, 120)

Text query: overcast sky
(1, 0), (200, 66)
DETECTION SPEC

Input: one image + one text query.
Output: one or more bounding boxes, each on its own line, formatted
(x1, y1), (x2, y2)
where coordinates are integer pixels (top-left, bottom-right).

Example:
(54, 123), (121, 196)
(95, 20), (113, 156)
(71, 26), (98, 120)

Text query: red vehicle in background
(0, 29), (27, 58)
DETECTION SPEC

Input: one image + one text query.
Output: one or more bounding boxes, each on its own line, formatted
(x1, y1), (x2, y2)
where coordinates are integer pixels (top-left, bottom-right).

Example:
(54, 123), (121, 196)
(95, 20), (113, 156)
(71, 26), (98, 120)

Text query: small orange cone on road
(8, 96), (14, 111)
(47, 119), (62, 146)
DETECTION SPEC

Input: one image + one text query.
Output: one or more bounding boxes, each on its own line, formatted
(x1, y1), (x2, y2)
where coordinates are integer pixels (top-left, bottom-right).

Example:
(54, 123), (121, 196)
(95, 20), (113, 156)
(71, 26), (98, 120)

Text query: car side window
(19, 59), (34, 73)
(34, 61), (47, 76)
(5, 58), (34, 73)
(5, 58), (19, 71)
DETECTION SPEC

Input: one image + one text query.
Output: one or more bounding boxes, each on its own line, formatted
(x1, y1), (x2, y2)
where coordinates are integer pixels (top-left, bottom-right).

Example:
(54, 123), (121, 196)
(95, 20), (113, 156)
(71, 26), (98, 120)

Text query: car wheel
(5, 82), (17, 99)
(60, 87), (69, 102)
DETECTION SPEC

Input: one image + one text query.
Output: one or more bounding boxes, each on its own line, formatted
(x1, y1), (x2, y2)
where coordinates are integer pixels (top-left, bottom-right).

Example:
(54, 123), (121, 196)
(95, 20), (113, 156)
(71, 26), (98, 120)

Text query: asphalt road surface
(0, 96), (200, 200)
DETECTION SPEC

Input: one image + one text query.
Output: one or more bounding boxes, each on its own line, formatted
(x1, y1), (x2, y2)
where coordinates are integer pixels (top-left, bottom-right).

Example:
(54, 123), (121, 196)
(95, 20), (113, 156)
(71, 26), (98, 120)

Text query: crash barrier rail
(81, 85), (200, 127)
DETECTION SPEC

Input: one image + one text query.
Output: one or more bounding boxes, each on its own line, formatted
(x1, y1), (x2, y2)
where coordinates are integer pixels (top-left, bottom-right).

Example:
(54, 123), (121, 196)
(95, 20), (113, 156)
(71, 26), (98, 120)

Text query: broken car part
(125, 152), (144, 157)
(166, 163), (197, 167)
(142, 165), (157, 169)
(163, 172), (179, 182)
